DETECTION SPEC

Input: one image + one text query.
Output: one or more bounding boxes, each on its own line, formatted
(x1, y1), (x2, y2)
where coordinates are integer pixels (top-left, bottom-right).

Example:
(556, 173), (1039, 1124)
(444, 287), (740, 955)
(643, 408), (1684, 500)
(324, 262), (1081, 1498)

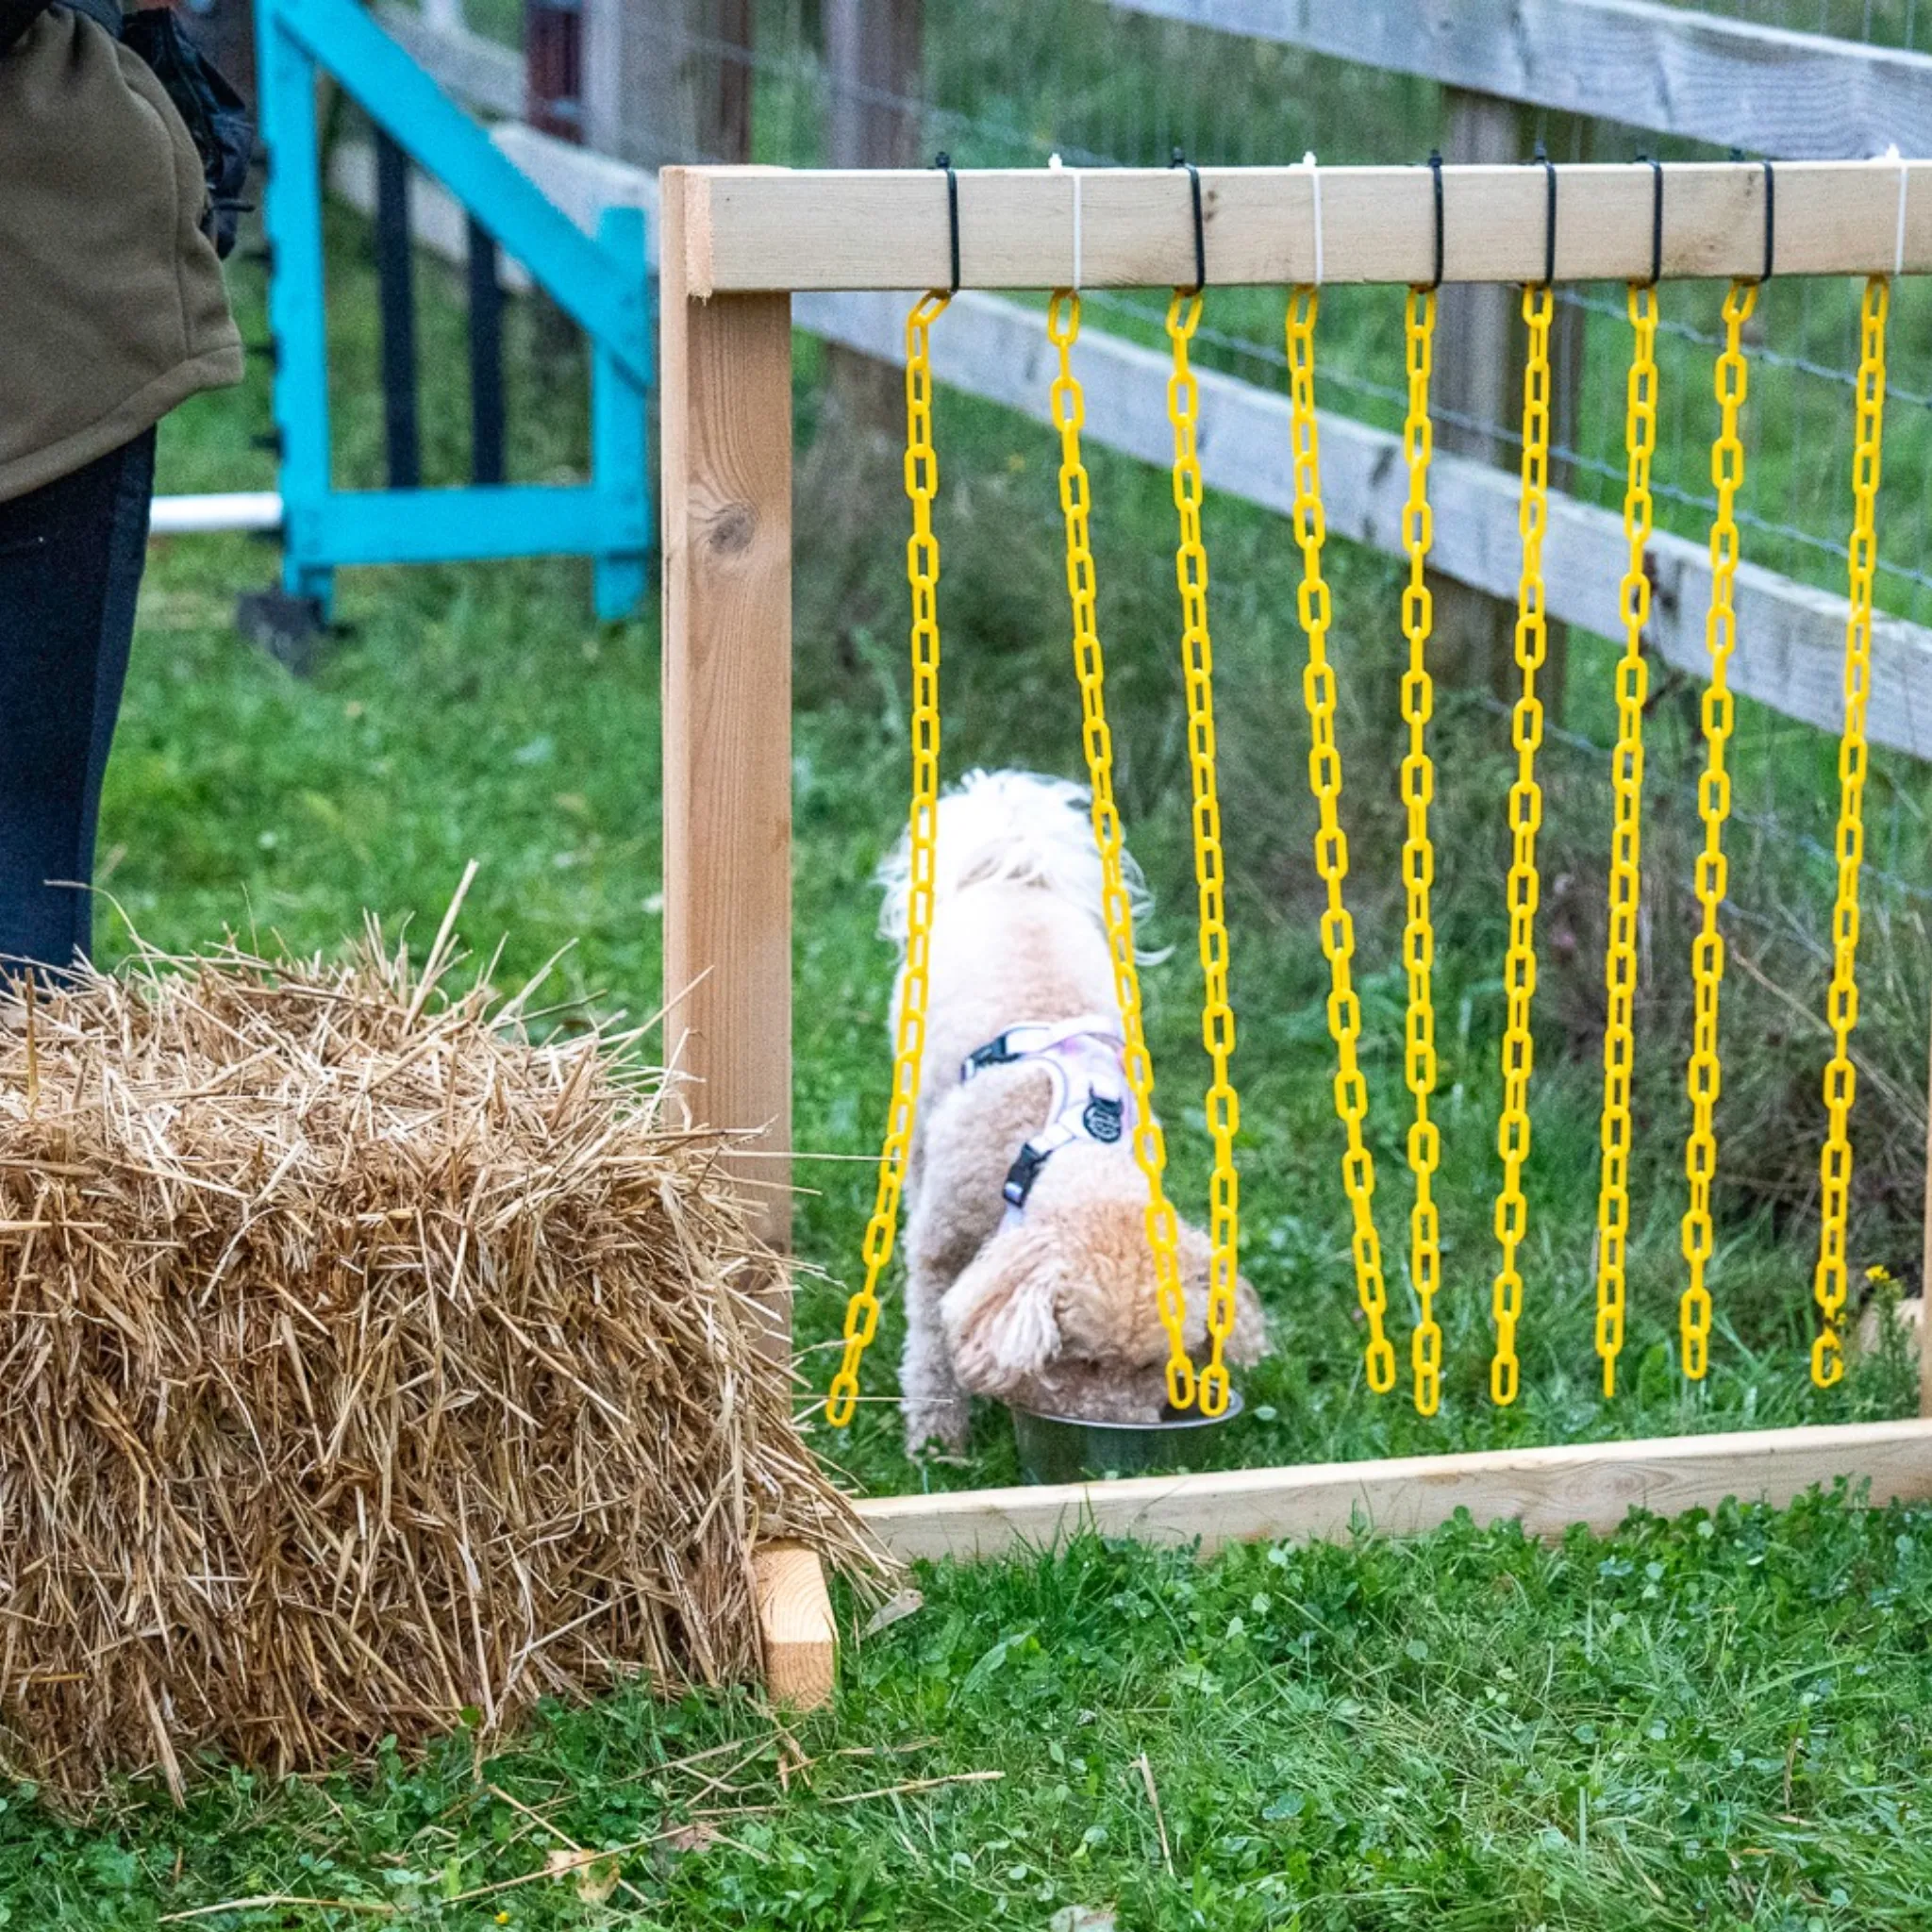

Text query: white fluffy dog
(877, 769), (1267, 1453)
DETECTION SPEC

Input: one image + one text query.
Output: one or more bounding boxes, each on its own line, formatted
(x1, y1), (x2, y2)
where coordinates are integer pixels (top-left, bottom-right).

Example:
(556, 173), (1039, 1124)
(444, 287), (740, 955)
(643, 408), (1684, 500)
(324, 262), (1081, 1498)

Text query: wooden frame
(658, 162), (1932, 1705)
(679, 158), (1932, 293)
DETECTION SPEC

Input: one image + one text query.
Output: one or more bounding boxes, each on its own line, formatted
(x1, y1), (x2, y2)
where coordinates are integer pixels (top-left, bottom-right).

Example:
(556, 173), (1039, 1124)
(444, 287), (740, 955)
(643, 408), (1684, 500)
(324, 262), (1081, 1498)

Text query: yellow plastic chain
(1678, 278), (1757, 1382)
(1490, 283), (1555, 1408)
(1812, 275), (1890, 1390)
(1164, 290), (1241, 1418)
(826, 291), (951, 1427)
(1049, 291), (1197, 1410)
(1395, 286), (1444, 1417)
(1286, 286), (1396, 1396)
(1593, 280), (1660, 1401)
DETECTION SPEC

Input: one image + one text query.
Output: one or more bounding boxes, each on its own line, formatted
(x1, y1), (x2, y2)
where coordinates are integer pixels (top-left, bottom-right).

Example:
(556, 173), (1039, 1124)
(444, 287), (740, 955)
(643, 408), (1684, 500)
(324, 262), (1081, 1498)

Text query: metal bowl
(1008, 1390), (1245, 1485)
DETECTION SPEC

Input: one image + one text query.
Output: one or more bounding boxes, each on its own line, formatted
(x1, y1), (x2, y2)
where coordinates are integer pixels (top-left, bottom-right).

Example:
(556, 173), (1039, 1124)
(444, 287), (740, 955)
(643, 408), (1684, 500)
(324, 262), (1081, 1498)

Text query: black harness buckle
(1003, 1143), (1051, 1210)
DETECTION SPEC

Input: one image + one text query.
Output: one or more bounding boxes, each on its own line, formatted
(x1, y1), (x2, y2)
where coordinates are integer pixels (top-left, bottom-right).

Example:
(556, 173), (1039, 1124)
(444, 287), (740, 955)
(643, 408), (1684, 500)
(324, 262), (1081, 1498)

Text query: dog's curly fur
(878, 770), (1268, 1452)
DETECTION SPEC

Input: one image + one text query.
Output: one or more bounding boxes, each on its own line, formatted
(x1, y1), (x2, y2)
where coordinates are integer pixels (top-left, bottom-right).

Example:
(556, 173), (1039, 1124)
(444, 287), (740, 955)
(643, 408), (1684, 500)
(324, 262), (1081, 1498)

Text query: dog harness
(959, 1014), (1133, 1224)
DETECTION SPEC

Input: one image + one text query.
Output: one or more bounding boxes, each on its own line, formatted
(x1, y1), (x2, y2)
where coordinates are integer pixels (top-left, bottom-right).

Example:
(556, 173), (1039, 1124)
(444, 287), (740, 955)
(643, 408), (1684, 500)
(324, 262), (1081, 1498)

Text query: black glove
(122, 7), (254, 258)
(0, 0), (57, 54)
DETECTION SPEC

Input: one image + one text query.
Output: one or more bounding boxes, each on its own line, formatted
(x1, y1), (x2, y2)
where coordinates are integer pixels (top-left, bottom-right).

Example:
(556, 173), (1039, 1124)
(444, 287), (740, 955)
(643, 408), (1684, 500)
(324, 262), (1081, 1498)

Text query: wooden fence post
(1430, 90), (1587, 719)
(659, 167), (796, 1348)
(583, 0), (754, 165)
(1921, 1013), (1932, 1415)
(823, 0), (924, 438)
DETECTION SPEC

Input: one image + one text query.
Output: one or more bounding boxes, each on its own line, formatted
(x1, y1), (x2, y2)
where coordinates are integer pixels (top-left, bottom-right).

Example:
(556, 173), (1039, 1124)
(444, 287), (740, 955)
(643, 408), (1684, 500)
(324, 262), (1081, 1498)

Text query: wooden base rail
(853, 1418), (1932, 1562)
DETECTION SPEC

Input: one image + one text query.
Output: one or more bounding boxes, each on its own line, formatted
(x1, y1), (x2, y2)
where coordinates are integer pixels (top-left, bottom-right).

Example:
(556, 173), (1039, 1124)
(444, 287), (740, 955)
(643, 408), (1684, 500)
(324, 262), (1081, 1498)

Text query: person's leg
(0, 429), (155, 974)
(73, 431), (156, 962)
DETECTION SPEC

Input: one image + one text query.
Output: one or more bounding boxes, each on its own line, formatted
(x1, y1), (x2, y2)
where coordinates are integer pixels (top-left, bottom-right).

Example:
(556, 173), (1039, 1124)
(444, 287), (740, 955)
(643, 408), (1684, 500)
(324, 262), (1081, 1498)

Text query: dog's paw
(902, 1395), (971, 1457)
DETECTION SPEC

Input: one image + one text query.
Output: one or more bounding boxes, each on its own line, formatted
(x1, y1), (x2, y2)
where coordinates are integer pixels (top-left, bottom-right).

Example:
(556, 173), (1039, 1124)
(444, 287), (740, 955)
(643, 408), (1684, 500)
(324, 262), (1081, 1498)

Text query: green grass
(6, 194), (1932, 1925)
(9, 1494), (1932, 1928)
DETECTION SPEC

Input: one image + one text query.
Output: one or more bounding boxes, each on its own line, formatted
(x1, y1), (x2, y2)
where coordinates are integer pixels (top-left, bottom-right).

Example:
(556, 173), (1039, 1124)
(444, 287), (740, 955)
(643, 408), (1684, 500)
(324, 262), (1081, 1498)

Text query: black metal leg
(374, 129), (421, 491)
(467, 214), (506, 487)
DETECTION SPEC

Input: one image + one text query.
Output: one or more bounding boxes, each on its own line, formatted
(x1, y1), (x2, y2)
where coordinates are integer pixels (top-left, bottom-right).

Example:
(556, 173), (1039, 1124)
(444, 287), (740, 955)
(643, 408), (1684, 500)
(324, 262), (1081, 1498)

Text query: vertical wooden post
(823, 0), (924, 438)
(583, 0), (752, 165)
(1430, 93), (1586, 720)
(1429, 90), (1520, 706)
(1920, 1015), (1932, 1415)
(659, 168), (796, 1345)
(708, 0), (755, 164)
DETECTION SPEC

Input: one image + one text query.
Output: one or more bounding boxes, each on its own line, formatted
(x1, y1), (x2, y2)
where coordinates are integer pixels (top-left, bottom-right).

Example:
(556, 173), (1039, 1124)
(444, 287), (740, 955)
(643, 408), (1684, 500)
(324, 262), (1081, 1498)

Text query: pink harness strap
(959, 1014), (1133, 1224)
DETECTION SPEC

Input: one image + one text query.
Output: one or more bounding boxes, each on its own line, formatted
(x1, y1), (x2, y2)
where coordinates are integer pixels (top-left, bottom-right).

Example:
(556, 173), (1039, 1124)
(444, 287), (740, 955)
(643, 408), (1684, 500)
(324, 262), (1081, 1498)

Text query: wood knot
(707, 504), (758, 558)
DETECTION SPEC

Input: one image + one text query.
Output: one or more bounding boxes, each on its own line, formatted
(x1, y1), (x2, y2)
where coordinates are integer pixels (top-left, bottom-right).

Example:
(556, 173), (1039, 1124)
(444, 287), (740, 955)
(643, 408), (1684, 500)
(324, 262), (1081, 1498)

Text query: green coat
(0, 4), (243, 503)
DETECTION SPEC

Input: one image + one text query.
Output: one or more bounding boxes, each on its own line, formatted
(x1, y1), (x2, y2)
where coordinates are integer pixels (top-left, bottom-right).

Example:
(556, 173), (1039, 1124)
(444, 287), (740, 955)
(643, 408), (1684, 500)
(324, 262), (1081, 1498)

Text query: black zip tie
(1527, 138), (1557, 288)
(1171, 145), (1206, 293)
(934, 151), (960, 294)
(1425, 147), (1445, 290)
(1638, 152), (1663, 287)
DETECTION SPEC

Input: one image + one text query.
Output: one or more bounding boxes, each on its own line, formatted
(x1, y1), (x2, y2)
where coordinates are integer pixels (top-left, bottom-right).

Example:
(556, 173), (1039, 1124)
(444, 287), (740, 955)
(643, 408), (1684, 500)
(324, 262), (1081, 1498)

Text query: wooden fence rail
(1111, 0), (1932, 162)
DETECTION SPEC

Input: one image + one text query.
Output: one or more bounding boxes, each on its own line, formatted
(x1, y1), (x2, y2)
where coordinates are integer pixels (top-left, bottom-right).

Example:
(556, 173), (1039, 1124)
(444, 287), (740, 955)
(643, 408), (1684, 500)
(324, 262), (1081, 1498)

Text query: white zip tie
(1887, 143), (1909, 276)
(1049, 152), (1083, 291)
(1301, 149), (1324, 286)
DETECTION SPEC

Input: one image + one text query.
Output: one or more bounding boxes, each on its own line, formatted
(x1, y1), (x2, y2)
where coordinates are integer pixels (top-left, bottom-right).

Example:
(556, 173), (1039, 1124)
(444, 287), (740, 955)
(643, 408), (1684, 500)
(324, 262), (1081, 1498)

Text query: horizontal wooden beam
(854, 1418), (1932, 1561)
(797, 287), (1932, 760)
(681, 158), (1932, 292)
(1114, 0), (1932, 164)
(375, 2), (525, 117)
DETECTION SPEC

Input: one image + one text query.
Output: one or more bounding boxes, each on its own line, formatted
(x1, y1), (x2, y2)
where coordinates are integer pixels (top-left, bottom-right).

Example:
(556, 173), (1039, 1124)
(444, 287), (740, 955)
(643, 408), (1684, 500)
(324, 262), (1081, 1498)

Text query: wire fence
(374, 0), (1932, 1251)
(516, 0), (1932, 629)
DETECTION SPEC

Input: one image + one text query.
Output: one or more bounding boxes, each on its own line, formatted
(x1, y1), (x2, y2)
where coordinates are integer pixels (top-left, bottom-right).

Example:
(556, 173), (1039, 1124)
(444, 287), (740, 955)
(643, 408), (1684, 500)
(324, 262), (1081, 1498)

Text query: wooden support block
(659, 167), (796, 1334)
(854, 1418), (1932, 1563)
(753, 1541), (837, 1709)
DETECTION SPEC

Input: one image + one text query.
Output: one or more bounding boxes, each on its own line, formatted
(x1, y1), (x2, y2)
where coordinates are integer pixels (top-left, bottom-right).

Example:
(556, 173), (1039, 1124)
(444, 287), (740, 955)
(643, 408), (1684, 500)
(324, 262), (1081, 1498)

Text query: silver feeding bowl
(1008, 1389), (1245, 1484)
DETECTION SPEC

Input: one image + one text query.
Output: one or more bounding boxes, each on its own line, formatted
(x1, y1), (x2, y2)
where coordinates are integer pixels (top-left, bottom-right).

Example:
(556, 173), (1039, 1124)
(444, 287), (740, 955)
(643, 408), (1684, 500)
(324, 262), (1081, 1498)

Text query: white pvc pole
(149, 492), (284, 536)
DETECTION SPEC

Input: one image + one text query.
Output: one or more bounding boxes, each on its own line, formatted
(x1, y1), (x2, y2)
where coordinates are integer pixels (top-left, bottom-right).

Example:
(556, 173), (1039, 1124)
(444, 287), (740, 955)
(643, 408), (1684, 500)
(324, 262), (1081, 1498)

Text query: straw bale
(0, 925), (879, 1806)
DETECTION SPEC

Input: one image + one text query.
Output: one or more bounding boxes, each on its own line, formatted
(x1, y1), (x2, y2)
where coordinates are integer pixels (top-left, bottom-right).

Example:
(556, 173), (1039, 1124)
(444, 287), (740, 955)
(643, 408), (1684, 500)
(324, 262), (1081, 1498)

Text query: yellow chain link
(826, 291), (951, 1427)
(1164, 291), (1241, 1418)
(1395, 286), (1444, 1416)
(1592, 281), (1660, 1401)
(1812, 275), (1890, 1390)
(1489, 283), (1554, 1409)
(1678, 279), (1757, 1382)
(1286, 287), (1396, 1396)
(1049, 291), (1197, 1410)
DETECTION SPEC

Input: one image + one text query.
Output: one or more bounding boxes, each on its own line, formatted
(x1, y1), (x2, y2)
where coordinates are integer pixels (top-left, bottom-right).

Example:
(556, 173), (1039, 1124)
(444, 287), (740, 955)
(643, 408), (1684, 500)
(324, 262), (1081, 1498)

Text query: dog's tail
(876, 767), (1157, 951)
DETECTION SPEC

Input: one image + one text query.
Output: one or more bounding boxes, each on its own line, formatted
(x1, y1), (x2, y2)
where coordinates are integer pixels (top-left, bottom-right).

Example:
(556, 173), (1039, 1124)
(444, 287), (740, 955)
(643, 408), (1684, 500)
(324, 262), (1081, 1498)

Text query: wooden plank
(1112, 0), (1932, 164)
(855, 1418), (1932, 1561)
(686, 158), (1932, 292)
(659, 168), (796, 1317)
(375, 4), (524, 117)
(752, 1541), (837, 1707)
(492, 123), (660, 248)
(795, 287), (1932, 761)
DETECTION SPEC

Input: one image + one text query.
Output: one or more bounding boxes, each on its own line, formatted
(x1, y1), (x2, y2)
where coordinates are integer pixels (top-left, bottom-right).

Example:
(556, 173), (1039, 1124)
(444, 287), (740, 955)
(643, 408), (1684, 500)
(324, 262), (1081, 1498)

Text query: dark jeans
(0, 429), (154, 974)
